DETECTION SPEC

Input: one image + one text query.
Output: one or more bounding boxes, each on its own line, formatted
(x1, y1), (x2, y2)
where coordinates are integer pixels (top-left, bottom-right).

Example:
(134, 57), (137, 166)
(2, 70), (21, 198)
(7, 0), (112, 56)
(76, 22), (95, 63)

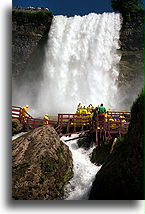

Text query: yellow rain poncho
(43, 113), (49, 125)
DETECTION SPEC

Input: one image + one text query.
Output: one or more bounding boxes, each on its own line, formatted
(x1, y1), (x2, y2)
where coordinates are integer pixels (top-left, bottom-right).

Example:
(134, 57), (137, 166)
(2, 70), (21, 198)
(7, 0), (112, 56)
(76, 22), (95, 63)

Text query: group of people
(76, 103), (107, 122)
(77, 103), (94, 114)
(20, 105), (49, 125)
(91, 104), (126, 126)
(76, 103), (127, 127)
(20, 103), (126, 127)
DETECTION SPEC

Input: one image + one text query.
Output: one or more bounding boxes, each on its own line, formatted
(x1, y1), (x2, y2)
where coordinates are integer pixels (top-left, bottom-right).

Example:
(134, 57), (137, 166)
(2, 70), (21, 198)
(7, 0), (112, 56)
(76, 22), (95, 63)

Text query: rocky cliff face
(12, 125), (73, 200)
(89, 90), (144, 200)
(12, 10), (53, 78)
(117, 12), (143, 109)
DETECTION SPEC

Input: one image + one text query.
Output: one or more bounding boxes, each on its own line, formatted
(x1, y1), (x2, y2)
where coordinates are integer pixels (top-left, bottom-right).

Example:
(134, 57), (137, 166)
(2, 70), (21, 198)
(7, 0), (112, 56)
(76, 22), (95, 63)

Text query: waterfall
(12, 12), (122, 117)
(36, 12), (121, 116)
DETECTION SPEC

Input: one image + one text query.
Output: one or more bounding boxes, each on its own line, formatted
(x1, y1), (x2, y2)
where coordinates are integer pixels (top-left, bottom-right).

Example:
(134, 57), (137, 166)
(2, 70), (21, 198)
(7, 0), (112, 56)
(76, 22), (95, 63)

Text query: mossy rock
(12, 119), (23, 135)
(12, 126), (73, 200)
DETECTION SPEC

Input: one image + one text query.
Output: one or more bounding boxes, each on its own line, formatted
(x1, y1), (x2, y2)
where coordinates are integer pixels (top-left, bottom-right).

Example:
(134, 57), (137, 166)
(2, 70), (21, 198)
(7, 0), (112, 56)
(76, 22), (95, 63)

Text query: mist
(12, 12), (122, 117)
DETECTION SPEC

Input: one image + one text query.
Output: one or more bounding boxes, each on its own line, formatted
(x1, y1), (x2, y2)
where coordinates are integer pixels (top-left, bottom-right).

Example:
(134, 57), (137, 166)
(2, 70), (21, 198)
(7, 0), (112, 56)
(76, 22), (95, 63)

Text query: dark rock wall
(12, 125), (73, 200)
(117, 12), (144, 109)
(89, 90), (144, 200)
(12, 10), (53, 78)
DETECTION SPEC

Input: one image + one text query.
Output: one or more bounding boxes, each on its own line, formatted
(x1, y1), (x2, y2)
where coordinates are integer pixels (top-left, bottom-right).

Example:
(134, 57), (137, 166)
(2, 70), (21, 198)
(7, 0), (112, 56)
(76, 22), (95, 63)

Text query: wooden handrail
(12, 106), (131, 144)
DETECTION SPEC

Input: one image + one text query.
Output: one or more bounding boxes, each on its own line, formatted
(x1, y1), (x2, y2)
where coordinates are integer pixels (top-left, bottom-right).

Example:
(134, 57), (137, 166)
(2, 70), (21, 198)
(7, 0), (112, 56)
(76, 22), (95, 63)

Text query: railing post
(59, 114), (63, 134)
(67, 115), (70, 133)
(95, 118), (98, 146)
(58, 114), (60, 126)
(104, 121), (106, 143)
(119, 120), (122, 138)
(73, 114), (76, 132)
(96, 129), (98, 147)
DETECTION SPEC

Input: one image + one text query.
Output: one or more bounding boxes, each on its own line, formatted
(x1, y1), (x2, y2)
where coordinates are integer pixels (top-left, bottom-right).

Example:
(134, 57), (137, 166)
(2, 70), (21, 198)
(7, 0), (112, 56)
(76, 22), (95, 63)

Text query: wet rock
(12, 119), (23, 135)
(91, 138), (114, 166)
(12, 125), (73, 200)
(117, 12), (143, 109)
(77, 133), (94, 149)
(12, 119), (32, 136)
(89, 91), (143, 199)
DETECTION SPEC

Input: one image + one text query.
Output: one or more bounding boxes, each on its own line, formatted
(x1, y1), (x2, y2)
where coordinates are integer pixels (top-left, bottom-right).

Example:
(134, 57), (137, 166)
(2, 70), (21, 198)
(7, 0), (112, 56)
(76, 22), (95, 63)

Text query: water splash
(12, 132), (27, 141)
(61, 134), (101, 200)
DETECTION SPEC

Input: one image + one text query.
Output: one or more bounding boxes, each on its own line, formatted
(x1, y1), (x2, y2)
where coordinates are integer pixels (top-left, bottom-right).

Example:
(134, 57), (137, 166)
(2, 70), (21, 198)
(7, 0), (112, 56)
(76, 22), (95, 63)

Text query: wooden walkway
(12, 106), (131, 145)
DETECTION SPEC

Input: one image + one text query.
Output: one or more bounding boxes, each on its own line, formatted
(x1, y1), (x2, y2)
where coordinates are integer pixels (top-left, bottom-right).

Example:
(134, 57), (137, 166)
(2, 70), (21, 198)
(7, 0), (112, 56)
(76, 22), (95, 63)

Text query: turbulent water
(36, 13), (121, 116)
(12, 13), (122, 117)
(12, 132), (27, 141)
(61, 135), (101, 200)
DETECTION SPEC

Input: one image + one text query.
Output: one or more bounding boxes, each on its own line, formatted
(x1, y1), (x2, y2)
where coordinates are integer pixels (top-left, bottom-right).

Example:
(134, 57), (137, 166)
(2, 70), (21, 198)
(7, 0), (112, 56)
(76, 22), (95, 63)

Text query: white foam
(61, 134), (101, 200)
(12, 132), (27, 141)
(37, 13), (121, 116)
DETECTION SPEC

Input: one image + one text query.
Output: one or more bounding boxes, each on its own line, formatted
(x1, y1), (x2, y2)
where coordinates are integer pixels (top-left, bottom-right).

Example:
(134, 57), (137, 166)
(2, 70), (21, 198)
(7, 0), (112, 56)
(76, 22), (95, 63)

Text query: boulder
(12, 119), (32, 136)
(91, 138), (114, 166)
(12, 125), (73, 200)
(89, 90), (143, 199)
(77, 133), (94, 149)
(12, 119), (23, 135)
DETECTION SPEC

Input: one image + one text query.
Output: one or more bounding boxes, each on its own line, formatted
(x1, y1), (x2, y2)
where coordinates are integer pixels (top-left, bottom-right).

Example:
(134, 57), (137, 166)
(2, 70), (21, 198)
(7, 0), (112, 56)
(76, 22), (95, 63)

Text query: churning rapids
(12, 12), (122, 117)
(61, 135), (101, 200)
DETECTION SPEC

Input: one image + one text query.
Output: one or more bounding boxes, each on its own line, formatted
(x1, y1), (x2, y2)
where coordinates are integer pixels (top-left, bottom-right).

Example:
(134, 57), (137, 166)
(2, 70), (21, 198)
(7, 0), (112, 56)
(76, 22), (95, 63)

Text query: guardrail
(12, 106), (131, 145)
(12, 106), (57, 128)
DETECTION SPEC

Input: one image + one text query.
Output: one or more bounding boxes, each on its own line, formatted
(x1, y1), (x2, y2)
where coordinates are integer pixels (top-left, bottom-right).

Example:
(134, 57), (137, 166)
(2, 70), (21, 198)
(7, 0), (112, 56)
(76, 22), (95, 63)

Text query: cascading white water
(36, 12), (121, 116)
(61, 135), (101, 200)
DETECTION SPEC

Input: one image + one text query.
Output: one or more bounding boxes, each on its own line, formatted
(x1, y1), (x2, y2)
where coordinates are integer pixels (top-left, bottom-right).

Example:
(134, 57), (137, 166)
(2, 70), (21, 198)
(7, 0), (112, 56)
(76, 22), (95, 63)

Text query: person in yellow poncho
(109, 118), (116, 128)
(119, 115), (126, 126)
(20, 105), (29, 122)
(77, 103), (82, 111)
(105, 108), (111, 121)
(22, 105), (28, 116)
(43, 113), (49, 125)
(80, 106), (88, 125)
(87, 104), (93, 113)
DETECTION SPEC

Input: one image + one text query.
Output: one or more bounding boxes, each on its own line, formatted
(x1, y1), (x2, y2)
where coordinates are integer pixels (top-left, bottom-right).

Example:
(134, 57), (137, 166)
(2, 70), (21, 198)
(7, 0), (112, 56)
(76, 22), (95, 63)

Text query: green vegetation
(111, 0), (144, 21)
(12, 10), (53, 24)
(112, 0), (143, 13)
